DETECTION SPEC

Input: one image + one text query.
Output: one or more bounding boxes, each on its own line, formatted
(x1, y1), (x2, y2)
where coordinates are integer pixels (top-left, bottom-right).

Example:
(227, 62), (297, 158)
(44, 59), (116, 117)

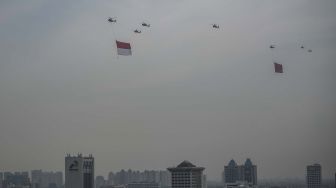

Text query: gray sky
(0, 0), (335, 180)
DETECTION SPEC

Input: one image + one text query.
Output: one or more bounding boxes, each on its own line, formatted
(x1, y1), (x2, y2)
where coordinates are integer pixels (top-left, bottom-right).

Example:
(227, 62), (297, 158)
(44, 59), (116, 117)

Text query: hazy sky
(0, 0), (335, 180)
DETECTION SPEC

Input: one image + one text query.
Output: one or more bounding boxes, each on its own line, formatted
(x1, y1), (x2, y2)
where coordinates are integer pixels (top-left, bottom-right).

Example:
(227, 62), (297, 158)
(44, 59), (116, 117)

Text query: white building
(65, 154), (94, 188)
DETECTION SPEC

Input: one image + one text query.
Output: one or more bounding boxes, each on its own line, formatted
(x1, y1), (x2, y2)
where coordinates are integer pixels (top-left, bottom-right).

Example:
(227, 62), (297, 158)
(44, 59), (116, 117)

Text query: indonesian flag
(274, 62), (283, 73)
(116, 40), (132, 56)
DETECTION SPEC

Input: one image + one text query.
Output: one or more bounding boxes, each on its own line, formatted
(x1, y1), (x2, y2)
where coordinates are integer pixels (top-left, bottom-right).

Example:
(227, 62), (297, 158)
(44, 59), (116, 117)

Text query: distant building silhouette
(222, 159), (257, 188)
(0, 172), (3, 188)
(223, 160), (239, 184)
(306, 164), (321, 188)
(101, 185), (126, 188)
(127, 182), (159, 188)
(167, 160), (205, 188)
(96, 176), (106, 188)
(106, 170), (170, 188)
(31, 170), (63, 188)
(65, 154), (94, 188)
(2, 171), (30, 188)
(202, 175), (207, 188)
(243, 159), (257, 186)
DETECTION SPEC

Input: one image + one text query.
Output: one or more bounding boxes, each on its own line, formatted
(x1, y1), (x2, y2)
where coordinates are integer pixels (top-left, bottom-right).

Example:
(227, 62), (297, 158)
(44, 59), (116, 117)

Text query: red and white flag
(274, 62), (283, 73)
(116, 40), (132, 56)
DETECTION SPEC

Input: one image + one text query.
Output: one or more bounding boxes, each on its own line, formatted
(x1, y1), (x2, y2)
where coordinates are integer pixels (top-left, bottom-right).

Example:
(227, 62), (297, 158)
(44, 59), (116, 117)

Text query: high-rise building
(31, 170), (42, 188)
(222, 159), (257, 188)
(223, 160), (239, 184)
(108, 170), (170, 188)
(201, 175), (206, 188)
(167, 160), (205, 188)
(306, 164), (321, 188)
(243, 159), (257, 186)
(31, 170), (63, 188)
(0, 172), (3, 188)
(65, 154), (94, 188)
(107, 172), (114, 186)
(2, 172), (30, 188)
(96, 176), (106, 188)
(158, 171), (171, 188)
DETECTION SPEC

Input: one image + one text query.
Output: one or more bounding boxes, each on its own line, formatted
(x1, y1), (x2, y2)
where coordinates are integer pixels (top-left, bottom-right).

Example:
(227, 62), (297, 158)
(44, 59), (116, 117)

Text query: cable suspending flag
(116, 40), (132, 56)
(274, 62), (283, 73)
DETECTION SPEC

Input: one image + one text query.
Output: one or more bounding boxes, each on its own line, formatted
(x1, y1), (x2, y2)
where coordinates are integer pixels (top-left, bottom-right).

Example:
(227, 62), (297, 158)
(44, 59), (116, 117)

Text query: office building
(2, 172), (30, 188)
(96, 176), (106, 188)
(243, 159), (257, 186)
(167, 160), (205, 188)
(65, 154), (94, 188)
(107, 172), (114, 186)
(223, 160), (239, 184)
(107, 170), (170, 188)
(127, 182), (159, 188)
(201, 175), (206, 188)
(31, 170), (63, 188)
(306, 164), (321, 188)
(222, 159), (257, 188)
(0, 172), (3, 188)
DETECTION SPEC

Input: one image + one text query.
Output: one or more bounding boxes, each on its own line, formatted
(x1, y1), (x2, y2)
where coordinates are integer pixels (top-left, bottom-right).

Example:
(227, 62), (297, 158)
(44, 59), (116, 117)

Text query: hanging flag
(274, 62), (283, 73)
(116, 40), (132, 56)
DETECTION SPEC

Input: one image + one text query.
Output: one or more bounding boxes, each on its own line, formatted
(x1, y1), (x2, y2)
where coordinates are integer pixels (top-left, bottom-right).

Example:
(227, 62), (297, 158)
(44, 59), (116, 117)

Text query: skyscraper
(223, 160), (239, 184)
(167, 160), (205, 188)
(65, 154), (94, 188)
(0, 172), (3, 188)
(306, 164), (321, 188)
(222, 159), (257, 188)
(243, 159), (257, 186)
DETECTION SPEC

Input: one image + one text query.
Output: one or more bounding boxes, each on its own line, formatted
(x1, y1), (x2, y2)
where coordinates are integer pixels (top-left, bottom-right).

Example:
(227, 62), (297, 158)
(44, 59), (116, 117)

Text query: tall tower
(167, 160), (205, 188)
(306, 164), (321, 188)
(222, 159), (257, 188)
(223, 159), (239, 185)
(243, 159), (257, 187)
(0, 172), (3, 188)
(65, 154), (94, 188)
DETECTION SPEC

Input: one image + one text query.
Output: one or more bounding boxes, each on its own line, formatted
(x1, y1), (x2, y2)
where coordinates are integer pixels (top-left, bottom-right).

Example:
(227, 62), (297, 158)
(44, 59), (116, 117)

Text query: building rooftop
(228, 159), (237, 167)
(177, 160), (196, 168)
(167, 160), (204, 172)
(244, 158), (253, 166)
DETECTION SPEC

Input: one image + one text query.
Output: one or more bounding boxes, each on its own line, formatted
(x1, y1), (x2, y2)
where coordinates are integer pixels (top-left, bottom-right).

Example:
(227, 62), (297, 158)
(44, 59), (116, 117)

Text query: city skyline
(1, 158), (335, 181)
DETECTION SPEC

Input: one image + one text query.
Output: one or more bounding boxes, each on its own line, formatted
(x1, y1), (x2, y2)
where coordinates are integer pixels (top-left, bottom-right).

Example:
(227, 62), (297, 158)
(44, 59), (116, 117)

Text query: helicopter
(134, 29), (142, 33)
(142, 22), (150, 27)
(212, 24), (219, 29)
(270, 45), (275, 49)
(300, 45), (312, 52)
(108, 17), (116, 23)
